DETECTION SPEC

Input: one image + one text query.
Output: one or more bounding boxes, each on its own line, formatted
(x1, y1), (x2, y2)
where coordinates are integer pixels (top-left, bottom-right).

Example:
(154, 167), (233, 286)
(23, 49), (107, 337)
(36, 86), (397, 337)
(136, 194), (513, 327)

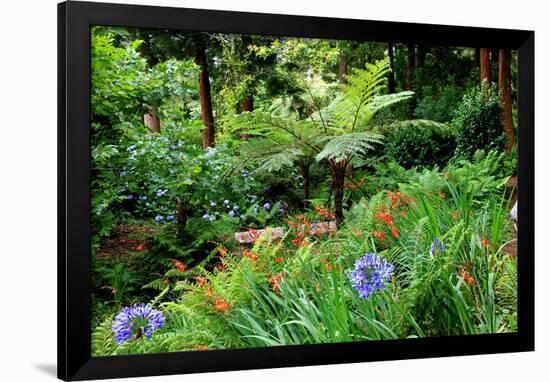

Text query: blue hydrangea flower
(263, 202), (271, 210)
(350, 253), (394, 299)
(210, 201), (217, 207)
(139, 195), (147, 201)
(156, 189), (167, 197)
(223, 200), (230, 207)
(154, 215), (164, 222)
(202, 214), (211, 221)
(233, 205), (240, 211)
(112, 303), (165, 345)
(228, 210), (236, 217)
(429, 238), (446, 257)
(166, 215), (174, 222)
(126, 194), (134, 200)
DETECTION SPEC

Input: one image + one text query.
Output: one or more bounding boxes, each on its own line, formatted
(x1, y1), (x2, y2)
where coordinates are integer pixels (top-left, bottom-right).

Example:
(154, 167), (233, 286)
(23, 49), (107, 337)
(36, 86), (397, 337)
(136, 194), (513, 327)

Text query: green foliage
(452, 86), (506, 159)
(385, 120), (457, 169)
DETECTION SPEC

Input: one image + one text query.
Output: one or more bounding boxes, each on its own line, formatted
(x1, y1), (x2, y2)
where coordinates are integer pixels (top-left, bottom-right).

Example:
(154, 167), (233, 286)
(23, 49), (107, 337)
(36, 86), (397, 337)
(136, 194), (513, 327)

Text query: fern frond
(316, 132), (384, 162)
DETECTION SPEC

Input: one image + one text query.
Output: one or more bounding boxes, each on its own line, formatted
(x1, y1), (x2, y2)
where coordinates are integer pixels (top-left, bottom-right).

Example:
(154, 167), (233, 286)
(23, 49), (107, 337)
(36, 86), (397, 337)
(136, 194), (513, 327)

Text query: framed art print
(58, 1), (534, 380)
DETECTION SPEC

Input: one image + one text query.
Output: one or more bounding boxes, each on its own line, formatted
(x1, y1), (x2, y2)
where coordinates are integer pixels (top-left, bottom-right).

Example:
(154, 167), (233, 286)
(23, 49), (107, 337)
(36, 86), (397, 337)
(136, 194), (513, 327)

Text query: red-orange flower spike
(453, 210), (460, 220)
(373, 231), (386, 241)
(391, 227), (399, 239)
(268, 273), (283, 290)
(213, 299), (230, 312)
(273, 256), (285, 263)
(243, 251), (258, 261)
(288, 220), (297, 227)
(481, 238), (492, 250)
(174, 260), (187, 272)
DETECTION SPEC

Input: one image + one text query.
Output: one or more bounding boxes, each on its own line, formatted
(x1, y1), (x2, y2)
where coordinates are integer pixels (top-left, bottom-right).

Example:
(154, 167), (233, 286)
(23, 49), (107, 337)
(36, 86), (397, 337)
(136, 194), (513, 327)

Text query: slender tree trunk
(300, 163), (311, 208)
(194, 47), (215, 148)
(416, 45), (426, 66)
(406, 44), (416, 90)
(143, 103), (160, 133)
(499, 48), (515, 152)
(388, 42), (396, 93)
(240, 96), (254, 112)
(330, 162), (347, 224)
(480, 48), (491, 96)
(338, 52), (348, 84)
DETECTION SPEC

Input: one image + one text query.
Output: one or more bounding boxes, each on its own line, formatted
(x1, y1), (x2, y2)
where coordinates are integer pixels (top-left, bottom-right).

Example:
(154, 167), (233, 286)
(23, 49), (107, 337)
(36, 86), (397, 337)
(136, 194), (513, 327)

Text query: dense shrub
(452, 86), (506, 159)
(385, 122), (456, 169)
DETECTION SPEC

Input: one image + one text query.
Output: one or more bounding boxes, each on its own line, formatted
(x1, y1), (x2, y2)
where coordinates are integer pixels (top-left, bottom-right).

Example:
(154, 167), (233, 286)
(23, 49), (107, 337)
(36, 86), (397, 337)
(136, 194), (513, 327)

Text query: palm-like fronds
(315, 132), (384, 162)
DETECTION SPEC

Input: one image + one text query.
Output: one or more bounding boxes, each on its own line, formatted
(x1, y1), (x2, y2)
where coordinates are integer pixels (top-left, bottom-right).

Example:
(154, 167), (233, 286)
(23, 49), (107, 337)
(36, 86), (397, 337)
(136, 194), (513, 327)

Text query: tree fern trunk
(331, 162), (346, 224)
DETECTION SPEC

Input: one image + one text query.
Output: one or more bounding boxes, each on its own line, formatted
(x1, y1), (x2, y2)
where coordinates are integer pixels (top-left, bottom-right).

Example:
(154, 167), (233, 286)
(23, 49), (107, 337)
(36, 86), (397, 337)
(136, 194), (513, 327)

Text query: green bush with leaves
(385, 120), (457, 169)
(452, 86), (506, 159)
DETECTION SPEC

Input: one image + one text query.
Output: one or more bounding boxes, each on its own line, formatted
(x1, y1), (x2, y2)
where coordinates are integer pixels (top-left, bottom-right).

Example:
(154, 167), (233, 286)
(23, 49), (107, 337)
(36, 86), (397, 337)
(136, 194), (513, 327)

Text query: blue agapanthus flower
(429, 238), (446, 257)
(126, 194), (134, 200)
(202, 214), (211, 221)
(350, 253), (394, 299)
(166, 215), (174, 222)
(154, 215), (164, 222)
(112, 303), (165, 345)
(228, 210), (236, 217)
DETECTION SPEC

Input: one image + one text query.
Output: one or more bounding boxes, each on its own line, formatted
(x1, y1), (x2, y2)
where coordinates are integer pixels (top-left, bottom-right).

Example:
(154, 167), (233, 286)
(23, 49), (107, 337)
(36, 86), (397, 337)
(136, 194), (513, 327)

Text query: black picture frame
(58, 1), (535, 380)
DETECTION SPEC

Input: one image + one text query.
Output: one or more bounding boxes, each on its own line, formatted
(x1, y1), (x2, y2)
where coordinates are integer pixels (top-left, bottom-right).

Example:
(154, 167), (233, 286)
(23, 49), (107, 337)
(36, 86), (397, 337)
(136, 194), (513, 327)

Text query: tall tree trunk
(480, 48), (491, 96)
(240, 96), (254, 112)
(300, 162), (311, 208)
(388, 42), (396, 93)
(406, 44), (416, 90)
(330, 162), (347, 224)
(143, 103), (160, 133)
(338, 52), (348, 84)
(416, 44), (426, 66)
(499, 48), (515, 152)
(194, 47), (215, 148)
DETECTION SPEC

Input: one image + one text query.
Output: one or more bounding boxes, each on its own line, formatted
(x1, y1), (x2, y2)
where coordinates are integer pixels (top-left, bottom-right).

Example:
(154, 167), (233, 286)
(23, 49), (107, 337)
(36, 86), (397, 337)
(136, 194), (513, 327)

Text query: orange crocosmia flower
(268, 273), (283, 290)
(206, 287), (214, 298)
(481, 239), (492, 250)
(452, 210), (460, 220)
(296, 215), (305, 221)
(243, 251), (258, 261)
(273, 256), (285, 263)
(373, 231), (386, 241)
(288, 220), (297, 227)
(354, 229), (363, 237)
(218, 247), (228, 257)
(324, 263), (339, 271)
(195, 276), (208, 287)
(174, 260), (187, 272)
(391, 227), (399, 238)
(213, 299), (230, 312)
(193, 345), (209, 351)
(461, 270), (476, 286)
(437, 191), (446, 200)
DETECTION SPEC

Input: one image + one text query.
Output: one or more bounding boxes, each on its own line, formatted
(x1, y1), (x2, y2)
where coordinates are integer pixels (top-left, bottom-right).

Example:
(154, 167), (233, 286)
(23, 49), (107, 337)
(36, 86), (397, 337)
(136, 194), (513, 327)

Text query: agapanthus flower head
(429, 238), (446, 257)
(155, 215), (164, 222)
(350, 253), (394, 299)
(166, 215), (174, 222)
(112, 303), (165, 344)
(202, 214), (211, 221)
